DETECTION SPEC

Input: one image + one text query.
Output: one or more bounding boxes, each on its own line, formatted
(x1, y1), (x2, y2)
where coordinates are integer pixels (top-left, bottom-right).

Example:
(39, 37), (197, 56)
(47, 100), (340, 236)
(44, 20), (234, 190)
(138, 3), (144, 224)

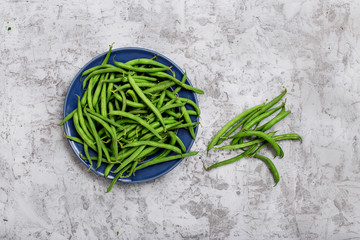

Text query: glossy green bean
(83, 111), (103, 168)
(77, 96), (94, 141)
(100, 81), (107, 117)
(172, 72), (187, 95)
(125, 141), (182, 154)
(82, 68), (125, 89)
(60, 109), (76, 126)
(203, 145), (257, 171)
(83, 143), (93, 169)
(215, 132), (276, 150)
(143, 81), (175, 94)
(168, 131), (186, 153)
(230, 131), (283, 158)
(135, 151), (198, 171)
(128, 75), (165, 127)
(252, 154), (279, 186)
(257, 110), (291, 132)
(92, 74), (106, 107)
(180, 105), (195, 139)
(125, 58), (169, 68)
(126, 89), (138, 103)
(101, 42), (114, 65)
(64, 134), (84, 144)
(73, 112), (96, 150)
(149, 72), (204, 94)
(113, 60), (170, 73)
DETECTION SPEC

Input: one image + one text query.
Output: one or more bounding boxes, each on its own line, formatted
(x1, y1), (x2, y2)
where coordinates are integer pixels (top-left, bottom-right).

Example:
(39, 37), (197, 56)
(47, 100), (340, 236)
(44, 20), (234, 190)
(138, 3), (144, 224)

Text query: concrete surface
(1, 0), (360, 239)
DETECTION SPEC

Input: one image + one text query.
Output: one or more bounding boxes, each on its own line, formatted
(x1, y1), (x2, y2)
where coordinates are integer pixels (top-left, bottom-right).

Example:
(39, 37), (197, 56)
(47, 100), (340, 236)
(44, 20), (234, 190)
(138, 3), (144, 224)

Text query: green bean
(120, 161), (138, 178)
(114, 98), (121, 110)
(101, 42), (114, 65)
(172, 72), (187, 95)
(128, 110), (148, 115)
(252, 154), (279, 186)
(106, 73), (116, 102)
(257, 110), (291, 132)
(100, 81), (107, 117)
(73, 112), (96, 150)
(203, 145), (257, 171)
(159, 102), (186, 113)
(135, 152), (198, 171)
(250, 133), (302, 157)
(180, 105), (195, 139)
(165, 110), (182, 119)
(83, 143), (93, 169)
(77, 96), (94, 141)
(118, 90), (126, 112)
(149, 132), (177, 162)
(108, 102), (119, 162)
(150, 72), (204, 94)
(215, 132), (276, 150)
(82, 68), (125, 89)
(109, 110), (163, 139)
(125, 141), (182, 154)
(125, 58), (169, 68)
(157, 91), (166, 108)
(81, 64), (115, 77)
(207, 104), (264, 153)
(107, 162), (133, 192)
(104, 163), (115, 178)
(166, 91), (200, 115)
(128, 75), (165, 128)
(126, 89), (138, 103)
(229, 131), (283, 158)
(101, 77), (124, 83)
(60, 109), (76, 126)
(135, 137), (167, 160)
(273, 133), (302, 143)
(64, 134), (84, 144)
(92, 74), (106, 107)
(132, 76), (158, 82)
(81, 88), (88, 107)
(186, 110), (198, 116)
(113, 60), (170, 73)
(143, 81), (175, 94)
(86, 75), (97, 110)
(112, 145), (145, 174)
(83, 111), (103, 168)
(168, 131), (186, 153)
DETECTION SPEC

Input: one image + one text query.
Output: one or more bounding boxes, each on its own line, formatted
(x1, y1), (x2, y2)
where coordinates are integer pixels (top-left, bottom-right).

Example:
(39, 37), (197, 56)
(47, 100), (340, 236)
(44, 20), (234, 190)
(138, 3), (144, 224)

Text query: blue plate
(63, 47), (199, 183)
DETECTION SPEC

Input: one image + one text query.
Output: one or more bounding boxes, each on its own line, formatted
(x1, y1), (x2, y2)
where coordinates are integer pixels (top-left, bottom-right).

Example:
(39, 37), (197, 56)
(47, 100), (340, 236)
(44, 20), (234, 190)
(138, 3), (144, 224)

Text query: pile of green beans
(205, 88), (301, 186)
(60, 44), (203, 192)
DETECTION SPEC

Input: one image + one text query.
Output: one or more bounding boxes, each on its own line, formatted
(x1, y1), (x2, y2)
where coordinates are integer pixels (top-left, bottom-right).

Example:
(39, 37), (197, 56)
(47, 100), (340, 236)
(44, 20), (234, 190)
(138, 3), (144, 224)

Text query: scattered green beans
(205, 88), (301, 186)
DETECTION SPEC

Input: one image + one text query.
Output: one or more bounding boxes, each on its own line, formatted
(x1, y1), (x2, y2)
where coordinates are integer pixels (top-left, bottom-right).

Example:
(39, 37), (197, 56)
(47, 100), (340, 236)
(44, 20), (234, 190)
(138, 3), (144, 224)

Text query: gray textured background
(1, 0), (360, 239)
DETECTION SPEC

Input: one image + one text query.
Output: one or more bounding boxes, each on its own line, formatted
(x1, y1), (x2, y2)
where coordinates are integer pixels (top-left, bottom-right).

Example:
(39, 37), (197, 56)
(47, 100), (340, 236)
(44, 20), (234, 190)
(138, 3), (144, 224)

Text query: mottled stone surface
(1, 0), (360, 239)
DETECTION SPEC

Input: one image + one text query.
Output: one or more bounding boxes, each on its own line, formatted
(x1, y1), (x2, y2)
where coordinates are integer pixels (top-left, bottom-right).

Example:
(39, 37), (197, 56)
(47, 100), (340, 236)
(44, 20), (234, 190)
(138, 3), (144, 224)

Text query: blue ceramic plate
(63, 47), (199, 183)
